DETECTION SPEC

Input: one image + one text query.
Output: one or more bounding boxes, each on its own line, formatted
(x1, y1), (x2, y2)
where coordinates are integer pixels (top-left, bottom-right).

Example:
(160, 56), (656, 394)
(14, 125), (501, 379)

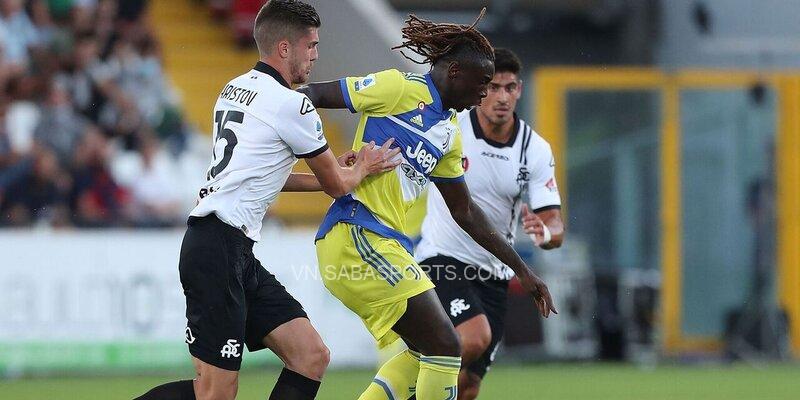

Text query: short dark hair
(493, 48), (522, 75)
(253, 0), (321, 55)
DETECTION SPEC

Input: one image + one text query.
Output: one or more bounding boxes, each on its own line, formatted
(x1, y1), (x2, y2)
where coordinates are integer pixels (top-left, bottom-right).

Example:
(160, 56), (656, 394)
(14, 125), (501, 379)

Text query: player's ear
(515, 79), (524, 99)
(446, 61), (461, 80)
(278, 39), (290, 59)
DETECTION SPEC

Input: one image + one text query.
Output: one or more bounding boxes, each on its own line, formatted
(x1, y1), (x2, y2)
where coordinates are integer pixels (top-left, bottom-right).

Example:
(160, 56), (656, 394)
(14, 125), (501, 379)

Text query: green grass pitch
(1, 363), (798, 399)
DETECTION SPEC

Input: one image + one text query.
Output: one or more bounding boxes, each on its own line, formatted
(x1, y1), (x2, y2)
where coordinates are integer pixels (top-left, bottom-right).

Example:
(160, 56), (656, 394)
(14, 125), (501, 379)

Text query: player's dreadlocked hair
(392, 7), (494, 66)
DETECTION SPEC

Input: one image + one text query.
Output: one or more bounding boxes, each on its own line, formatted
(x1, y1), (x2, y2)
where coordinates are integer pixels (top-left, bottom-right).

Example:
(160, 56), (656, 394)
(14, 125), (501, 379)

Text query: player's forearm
(453, 201), (534, 279)
(332, 165), (368, 197)
(539, 210), (565, 250)
(296, 81), (347, 109)
(540, 223), (564, 250)
(314, 165), (367, 198)
(282, 173), (322, 192)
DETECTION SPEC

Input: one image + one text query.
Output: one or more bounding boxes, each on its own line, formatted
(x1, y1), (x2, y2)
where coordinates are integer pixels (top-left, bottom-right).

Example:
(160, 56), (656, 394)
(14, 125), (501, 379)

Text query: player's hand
(522, 204), (546, 245)
(337, 150), (357, 167)
(356, 138), (402, 175)
(518, 270), (557, 318)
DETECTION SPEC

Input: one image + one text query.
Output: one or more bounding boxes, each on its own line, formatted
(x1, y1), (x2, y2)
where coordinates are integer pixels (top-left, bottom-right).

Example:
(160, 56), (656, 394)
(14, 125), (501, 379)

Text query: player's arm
(282, 151), (357, 192)
(297, 70), (404, 114)
(435, 179), (557, 318)
(522, 140), (565, 249)
(277, 93), (398, 197)
(522, 206), (564, 250)
(296, 80), (347, 109)
(305, 141), (400, 198)
(282, 173), (321, 192)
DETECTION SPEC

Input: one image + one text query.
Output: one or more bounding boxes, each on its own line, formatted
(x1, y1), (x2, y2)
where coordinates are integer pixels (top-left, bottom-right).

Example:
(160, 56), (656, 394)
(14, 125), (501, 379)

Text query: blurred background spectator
(0, 0), (192, 228)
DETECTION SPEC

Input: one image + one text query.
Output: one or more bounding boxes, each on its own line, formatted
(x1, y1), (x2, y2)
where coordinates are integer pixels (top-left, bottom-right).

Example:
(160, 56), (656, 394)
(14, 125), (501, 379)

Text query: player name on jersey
(219, 84), (259, 106)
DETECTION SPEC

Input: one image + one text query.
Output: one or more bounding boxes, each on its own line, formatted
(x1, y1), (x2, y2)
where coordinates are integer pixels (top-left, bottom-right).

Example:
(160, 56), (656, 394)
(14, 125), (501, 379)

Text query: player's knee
(459, 382), (481, 400)
(461, 328), (491, 362)
(433, 324), (462, 357)
(458, 374), (482, 400)
(313, 343), (331, 374)
(284, 341), (330, 380)
(194, 375), (238, 400)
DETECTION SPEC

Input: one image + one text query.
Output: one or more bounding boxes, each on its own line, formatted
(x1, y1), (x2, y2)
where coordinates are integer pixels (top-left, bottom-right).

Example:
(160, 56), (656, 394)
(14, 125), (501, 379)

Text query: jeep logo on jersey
(300, 97), (315, 115)
(405, 141), (438, 174)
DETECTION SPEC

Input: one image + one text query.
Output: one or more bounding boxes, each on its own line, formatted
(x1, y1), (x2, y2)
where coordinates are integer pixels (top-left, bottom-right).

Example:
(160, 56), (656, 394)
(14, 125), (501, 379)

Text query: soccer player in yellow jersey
(299, 11), (556, 400)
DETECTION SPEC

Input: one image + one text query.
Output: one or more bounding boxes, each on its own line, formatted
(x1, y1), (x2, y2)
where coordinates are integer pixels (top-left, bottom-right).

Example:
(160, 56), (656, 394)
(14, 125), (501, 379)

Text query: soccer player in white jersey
(416, 48), (565, 400)
(134, 2), (400, 400)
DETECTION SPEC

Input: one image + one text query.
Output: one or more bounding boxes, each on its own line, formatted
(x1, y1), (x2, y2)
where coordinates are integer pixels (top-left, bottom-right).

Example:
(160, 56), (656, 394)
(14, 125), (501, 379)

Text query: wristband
(529, 224), (552, 246)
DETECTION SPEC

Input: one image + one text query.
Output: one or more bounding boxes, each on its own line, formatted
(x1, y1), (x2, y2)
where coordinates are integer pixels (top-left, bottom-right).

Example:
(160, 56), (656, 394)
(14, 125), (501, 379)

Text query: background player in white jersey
(416, 48), (565, 400)
(135, 2), (399, 400)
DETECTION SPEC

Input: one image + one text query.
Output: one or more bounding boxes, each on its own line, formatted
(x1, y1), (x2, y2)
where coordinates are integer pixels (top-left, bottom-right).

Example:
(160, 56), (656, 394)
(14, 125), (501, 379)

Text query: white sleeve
(527, 137), (562, 211)
(277, 95), (329, 158)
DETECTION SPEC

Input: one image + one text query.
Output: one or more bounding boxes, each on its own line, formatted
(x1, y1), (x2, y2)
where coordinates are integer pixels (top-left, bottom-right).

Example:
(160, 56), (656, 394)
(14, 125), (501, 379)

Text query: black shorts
(419, 255), (509, 379)
(179, 214), (307, 371)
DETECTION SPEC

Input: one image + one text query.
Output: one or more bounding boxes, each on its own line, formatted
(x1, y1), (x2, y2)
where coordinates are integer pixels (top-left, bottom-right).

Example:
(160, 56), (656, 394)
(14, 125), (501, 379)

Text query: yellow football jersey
(315, 69), (464, 253)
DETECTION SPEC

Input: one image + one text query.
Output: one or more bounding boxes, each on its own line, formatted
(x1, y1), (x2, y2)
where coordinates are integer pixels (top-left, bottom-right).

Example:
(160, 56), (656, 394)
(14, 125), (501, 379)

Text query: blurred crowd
(0, 0), (200, 228)
(204, 0), (265, 46)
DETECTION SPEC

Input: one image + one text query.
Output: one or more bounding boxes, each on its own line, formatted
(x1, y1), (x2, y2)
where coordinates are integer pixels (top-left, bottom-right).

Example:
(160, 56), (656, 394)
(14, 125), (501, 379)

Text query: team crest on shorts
(220, 339), (242, 358)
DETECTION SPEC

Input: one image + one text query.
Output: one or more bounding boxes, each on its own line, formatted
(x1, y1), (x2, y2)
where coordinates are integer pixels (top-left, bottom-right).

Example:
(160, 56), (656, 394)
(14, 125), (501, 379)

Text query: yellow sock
(416, 356), (461, 400)
(358, 350), (421, 400)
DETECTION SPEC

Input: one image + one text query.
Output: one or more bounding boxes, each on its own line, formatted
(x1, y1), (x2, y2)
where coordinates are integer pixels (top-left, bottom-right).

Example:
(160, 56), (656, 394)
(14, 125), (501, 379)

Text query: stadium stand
(0, 0), (200, 228)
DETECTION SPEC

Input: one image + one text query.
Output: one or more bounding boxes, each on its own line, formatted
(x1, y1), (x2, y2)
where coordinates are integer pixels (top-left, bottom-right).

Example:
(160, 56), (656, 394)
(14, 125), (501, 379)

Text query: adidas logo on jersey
(403, 72), (427, 84)
(410, 114), (424, 127)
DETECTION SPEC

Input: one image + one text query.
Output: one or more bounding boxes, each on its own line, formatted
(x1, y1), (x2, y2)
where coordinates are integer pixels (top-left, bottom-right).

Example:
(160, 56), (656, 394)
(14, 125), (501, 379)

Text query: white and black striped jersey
(416, 109), (561, 279)
(190, 62), (328, 242)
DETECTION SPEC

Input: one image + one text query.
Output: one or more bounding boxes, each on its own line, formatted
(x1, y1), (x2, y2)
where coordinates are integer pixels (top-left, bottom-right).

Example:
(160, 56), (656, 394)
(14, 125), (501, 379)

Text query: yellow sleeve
(340, 69), (405, 115)
(430, 126), (465, 182)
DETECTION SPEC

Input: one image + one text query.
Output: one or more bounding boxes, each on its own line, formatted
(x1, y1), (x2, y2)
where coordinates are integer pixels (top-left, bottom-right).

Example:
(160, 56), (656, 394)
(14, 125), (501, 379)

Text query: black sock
(268, 368), (321, 400)
(134, 379), (195, 400)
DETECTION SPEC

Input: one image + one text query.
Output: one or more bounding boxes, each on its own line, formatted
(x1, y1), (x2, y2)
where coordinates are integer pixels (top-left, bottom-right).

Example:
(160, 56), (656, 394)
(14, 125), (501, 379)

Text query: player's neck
(476, 109), (515, 143)
(260, 56), (293, 87)
(430, 68), (456, 110)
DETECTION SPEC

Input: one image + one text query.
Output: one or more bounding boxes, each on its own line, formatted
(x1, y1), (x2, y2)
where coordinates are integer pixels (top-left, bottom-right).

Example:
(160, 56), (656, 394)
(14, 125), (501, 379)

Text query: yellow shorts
(316, 222), (434, 348)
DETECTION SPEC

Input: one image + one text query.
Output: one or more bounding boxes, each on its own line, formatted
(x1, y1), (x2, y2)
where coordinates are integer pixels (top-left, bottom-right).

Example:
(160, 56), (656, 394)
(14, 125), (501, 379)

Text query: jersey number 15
(207, 110), (244, 180)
